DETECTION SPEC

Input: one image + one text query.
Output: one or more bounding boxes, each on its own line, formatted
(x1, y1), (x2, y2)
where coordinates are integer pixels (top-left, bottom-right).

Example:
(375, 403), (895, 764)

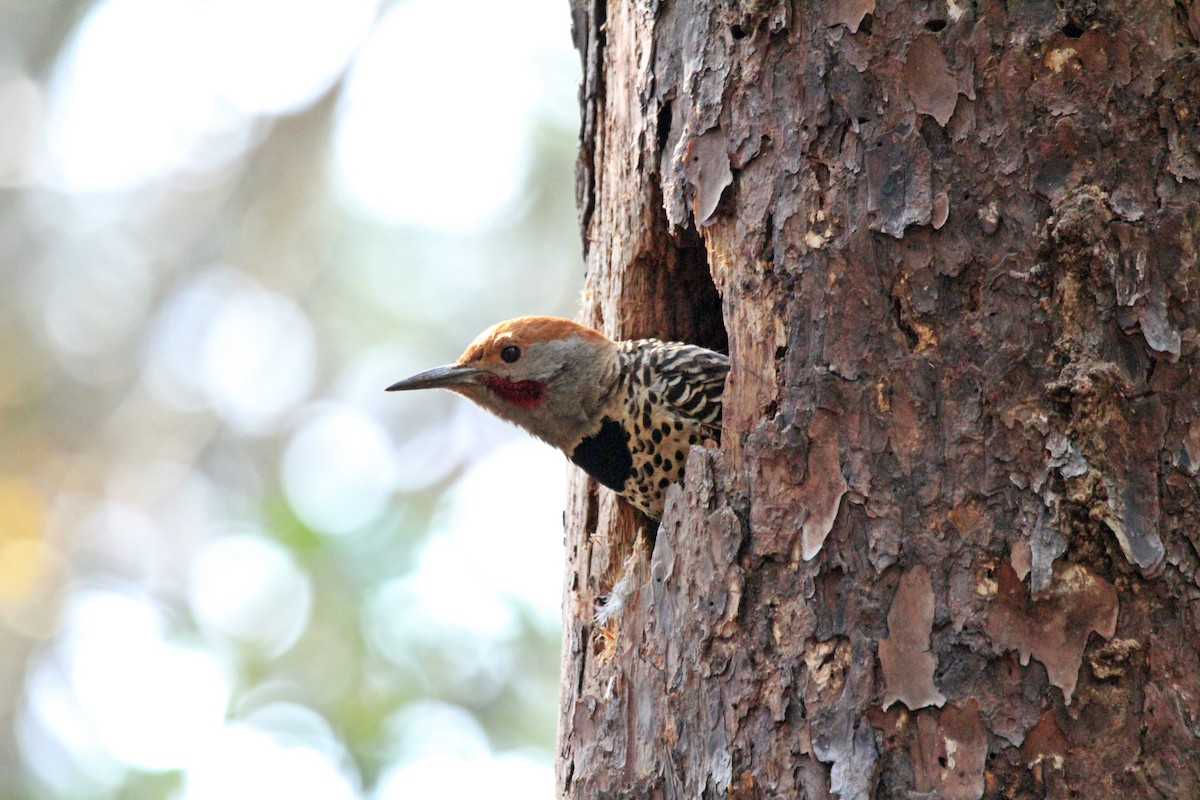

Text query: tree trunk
(558, 1), (1200, 797)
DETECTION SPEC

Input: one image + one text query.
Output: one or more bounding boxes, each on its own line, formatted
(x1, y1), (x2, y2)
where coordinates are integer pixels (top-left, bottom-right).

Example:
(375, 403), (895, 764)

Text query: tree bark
(558, 1), (1200, 798)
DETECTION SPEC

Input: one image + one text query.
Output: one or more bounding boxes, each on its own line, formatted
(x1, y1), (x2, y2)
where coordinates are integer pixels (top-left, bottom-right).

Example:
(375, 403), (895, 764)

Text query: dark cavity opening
(620, 203), (727, 358)
(656, 101), (673, 155)
(664, 226), (728, 355)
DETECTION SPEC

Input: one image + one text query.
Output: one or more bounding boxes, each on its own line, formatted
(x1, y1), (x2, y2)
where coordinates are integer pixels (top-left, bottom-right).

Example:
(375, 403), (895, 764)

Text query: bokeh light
(45, 0), (254, 192)
(0, 0), (581, 796)
(282, 404), (400, 536)
(142, 268), (316, 430)
(188, 532), (313, 656)
(426, 440), (566, 629)
(25, 590), (233, 773)
(177, 717), (360, 800)
(334, 0), (565, 233)
(375, 702), (552, 800)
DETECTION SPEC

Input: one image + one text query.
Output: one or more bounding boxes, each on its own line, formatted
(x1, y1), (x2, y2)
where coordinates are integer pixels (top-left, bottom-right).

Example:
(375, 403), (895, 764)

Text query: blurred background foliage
(0, 0), (583, 797)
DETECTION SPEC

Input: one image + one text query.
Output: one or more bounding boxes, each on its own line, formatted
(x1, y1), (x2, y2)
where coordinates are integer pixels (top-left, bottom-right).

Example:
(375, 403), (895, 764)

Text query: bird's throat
(484, 375), (546, 409)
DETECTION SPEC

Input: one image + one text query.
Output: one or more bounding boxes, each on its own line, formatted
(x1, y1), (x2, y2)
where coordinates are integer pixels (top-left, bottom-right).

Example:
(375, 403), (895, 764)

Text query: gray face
(387, 333), (620, 453)
(459, 335), (619, 451)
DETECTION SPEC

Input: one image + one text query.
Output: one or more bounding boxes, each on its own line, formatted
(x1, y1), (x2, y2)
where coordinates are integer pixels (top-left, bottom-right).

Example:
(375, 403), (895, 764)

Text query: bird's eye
(500, 345), (521, 363)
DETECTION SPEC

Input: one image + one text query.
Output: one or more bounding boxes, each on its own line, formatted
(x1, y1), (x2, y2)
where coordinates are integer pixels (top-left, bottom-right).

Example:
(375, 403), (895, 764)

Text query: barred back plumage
(608, 340), (729, 517)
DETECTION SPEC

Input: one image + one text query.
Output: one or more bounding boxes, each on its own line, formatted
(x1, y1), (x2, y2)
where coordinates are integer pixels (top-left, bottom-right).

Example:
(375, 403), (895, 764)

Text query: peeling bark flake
(1095, 396), (1168, 572)
(827, 0), (875, 33)
(985, 562), (1118, 703)
(800, 410), (849, 561)
(904, 35), (959, 127)
(684, 128), (733, 226)
(866, 127), (933, 237)
(911, 704), (987, 799)
(931, 191), (949, 229)
(935, 703), (987, 799)
(1021, 710), (1067, 770)
(880, 565), (947, 710)
(828, 722), (879, 800)
(1184, 417), (1200, 476)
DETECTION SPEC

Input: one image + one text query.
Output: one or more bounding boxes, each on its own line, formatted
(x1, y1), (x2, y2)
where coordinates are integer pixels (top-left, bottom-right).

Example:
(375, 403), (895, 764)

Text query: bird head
(387, 316), (619, 451)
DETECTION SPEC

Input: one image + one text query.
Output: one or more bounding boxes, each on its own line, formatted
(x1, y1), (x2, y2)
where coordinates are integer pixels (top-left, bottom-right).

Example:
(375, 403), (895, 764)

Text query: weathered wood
(560, 1), (1200, 797)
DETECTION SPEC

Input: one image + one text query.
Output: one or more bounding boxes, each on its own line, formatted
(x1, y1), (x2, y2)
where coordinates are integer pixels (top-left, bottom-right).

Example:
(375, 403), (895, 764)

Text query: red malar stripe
(484, 376), (546, 408)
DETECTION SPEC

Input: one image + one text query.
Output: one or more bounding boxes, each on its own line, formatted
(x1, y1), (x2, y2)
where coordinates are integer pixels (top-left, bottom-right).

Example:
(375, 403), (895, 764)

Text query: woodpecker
(386, 316), (728, 519)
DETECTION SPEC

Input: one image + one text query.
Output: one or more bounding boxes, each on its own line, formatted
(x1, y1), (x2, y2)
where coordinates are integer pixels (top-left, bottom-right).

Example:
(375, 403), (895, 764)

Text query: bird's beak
(386, 364), (484, 392)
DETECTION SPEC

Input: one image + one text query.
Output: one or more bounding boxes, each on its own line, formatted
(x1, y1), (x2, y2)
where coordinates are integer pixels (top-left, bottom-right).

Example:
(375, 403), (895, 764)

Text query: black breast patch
(570, 417), (632, 493)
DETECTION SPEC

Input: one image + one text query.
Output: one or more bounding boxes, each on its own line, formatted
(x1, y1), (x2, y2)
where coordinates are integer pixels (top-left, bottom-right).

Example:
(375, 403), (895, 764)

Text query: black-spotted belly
(570, 413), (705, 520)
